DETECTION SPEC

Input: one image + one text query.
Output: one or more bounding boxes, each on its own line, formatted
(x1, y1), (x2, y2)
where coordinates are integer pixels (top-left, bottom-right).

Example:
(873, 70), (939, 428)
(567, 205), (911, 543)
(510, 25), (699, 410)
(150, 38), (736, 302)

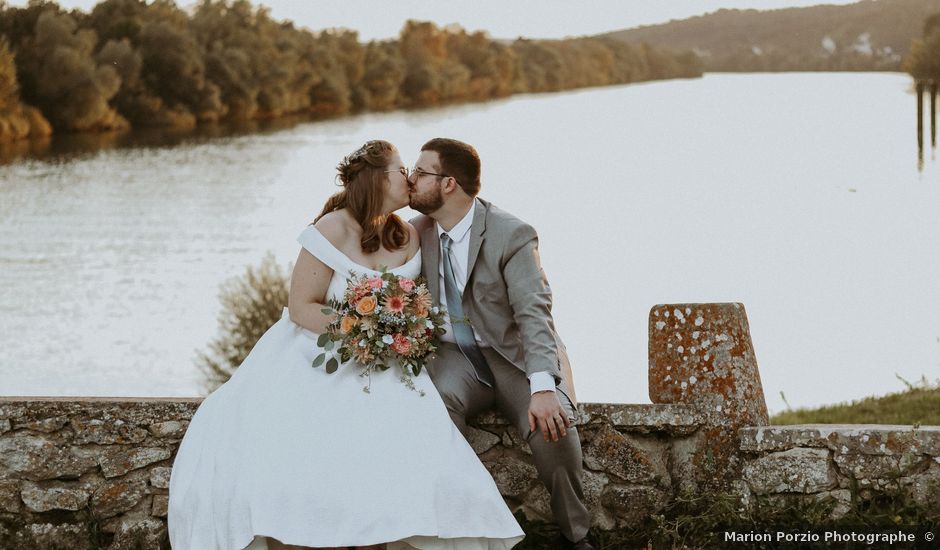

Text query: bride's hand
(528, 391), (572, 442)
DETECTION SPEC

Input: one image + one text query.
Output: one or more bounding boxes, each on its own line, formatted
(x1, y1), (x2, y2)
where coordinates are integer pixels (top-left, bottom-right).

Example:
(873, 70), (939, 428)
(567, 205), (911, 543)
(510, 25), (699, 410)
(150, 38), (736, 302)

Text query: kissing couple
(168, 138), (595, 550)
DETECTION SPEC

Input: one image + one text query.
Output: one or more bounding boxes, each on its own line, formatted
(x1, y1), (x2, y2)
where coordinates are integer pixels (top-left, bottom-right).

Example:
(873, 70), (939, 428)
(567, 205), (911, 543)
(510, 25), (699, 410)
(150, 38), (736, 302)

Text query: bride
(168, 140), (524, 550)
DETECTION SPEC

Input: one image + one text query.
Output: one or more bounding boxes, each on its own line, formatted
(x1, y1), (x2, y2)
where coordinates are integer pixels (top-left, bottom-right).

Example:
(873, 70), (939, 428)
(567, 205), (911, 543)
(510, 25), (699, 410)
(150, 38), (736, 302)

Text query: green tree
(904, 12), (940, 80)
(359, 41), (405, 110)
(198, 254), (290, 393)
(0, 36), (18, 111)
(18, 10), (125, 131)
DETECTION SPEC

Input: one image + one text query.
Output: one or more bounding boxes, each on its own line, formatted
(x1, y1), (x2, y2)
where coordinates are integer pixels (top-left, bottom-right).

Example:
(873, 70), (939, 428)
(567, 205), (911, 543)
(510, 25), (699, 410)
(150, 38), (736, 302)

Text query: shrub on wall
(197, 253), (289, 393)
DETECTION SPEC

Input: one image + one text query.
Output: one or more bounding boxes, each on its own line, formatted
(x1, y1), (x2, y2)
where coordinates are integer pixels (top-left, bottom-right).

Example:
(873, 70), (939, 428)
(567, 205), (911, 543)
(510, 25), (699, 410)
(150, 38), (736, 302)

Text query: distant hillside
(603, 0), (940, 72)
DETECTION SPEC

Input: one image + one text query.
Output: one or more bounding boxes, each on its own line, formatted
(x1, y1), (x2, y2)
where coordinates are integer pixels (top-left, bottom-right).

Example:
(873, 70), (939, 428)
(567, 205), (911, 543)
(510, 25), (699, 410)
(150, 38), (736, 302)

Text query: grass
(515, 485), (940, 549)
(771, 375), (940, 426)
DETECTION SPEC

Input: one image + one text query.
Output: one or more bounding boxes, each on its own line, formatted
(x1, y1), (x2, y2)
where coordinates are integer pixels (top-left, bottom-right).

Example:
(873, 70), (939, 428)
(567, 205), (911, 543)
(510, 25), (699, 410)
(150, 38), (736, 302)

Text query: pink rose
(391, 334), (412, 355)
(398, 278), (416, 293)
(367, 276), (384, 290)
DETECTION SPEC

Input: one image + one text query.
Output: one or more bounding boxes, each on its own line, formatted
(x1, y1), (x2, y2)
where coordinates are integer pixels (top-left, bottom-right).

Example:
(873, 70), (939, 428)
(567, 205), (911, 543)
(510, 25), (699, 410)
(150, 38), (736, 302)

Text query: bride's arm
(288, 249), (336, 334)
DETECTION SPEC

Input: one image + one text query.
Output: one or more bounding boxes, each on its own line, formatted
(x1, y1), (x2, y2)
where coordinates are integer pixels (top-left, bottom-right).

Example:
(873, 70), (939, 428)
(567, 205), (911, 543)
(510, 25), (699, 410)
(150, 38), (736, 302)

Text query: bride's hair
(314, 140), (409, 254)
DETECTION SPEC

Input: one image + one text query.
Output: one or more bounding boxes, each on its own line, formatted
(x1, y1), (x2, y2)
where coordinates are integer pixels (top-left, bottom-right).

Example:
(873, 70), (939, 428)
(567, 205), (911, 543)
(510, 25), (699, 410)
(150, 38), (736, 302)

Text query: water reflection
(915, 80), (938, 172)
(0, 114), (322, 166)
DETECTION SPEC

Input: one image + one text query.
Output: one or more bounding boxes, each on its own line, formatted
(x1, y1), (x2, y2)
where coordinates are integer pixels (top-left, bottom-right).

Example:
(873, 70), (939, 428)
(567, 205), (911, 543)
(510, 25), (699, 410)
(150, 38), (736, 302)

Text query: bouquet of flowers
(312, 269), (447, 394)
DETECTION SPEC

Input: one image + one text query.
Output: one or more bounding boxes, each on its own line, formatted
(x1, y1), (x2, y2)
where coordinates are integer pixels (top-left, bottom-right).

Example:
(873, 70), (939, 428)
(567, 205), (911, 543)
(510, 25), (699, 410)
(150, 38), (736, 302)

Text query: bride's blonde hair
(315, 140), (409, 254)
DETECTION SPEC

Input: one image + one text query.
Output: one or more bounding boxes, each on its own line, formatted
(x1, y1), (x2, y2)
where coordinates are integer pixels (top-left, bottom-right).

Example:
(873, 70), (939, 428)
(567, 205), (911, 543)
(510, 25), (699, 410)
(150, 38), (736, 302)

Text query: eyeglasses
(410, 167), (449, 179)
(384, 166), (409, 177)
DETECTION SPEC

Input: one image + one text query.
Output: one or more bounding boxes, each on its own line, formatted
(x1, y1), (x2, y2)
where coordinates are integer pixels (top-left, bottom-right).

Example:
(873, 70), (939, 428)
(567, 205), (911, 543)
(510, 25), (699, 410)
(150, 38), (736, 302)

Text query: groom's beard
(409, 187), (444, 215)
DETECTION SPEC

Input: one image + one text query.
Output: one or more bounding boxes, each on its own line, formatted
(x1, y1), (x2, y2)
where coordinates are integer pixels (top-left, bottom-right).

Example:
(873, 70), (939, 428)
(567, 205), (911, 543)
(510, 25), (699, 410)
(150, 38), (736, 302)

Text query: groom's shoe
(570, 536), (596, 550)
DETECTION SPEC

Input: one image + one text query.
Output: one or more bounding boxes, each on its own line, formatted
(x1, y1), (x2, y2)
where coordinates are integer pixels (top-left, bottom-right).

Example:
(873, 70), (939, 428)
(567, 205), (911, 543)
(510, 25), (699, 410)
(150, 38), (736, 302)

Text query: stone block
(743, 448), (836, 494)
(20, 481), (91, 512)
(8, 522), (93, 550)
(740, 425), (940, 455)
(92, 479), (147, 518)
(903, 462), (940, 508)
(99, 447), (172, 478)
(0, 418), (10, 434)
(0, 479), (22, 513)
(0, 433), (98, 480)
(465, 427), (501, 455)
(814, 489), (852, 520)
(71, 418), (149, 445)
(109, 517), (167, 550)
(600, 403), (703, 436)
(150, 466), (171, 489)
(152, 495), (169, 518)
(14, 416), (69, 433)
(148, 420), (188, 439)
(490, 456), (537, 498)
(581, 469), (609, 513)
(833, 453), (927, 481)
(648, 303), (768, 427)
(649, 303), (768, 490)
(582, 425), (659, 483)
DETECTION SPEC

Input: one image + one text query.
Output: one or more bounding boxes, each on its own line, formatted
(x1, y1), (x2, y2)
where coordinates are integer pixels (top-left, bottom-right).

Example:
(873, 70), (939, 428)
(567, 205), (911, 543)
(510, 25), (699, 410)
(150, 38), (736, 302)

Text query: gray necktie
(440, 233), (495, 387)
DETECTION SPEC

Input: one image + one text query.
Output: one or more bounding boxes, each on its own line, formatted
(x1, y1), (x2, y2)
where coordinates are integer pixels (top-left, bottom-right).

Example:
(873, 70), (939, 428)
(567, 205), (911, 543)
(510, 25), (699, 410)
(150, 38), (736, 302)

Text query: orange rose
(340, 315), (358, 334)
(355, 295), (378, 316)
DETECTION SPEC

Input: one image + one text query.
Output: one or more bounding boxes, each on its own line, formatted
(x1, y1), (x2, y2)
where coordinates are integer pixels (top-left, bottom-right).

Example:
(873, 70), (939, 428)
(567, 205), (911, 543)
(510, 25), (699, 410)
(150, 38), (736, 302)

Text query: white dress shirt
(437, 201), (556, 395)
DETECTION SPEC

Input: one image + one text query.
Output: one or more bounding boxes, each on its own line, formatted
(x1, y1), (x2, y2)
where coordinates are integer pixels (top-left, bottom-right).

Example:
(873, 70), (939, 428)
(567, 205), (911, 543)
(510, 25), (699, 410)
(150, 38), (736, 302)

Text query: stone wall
(738, 425), (940, 518)
(1, 303), (937, 548)
(0, 398), (198, 548)
(3, 400), (938, 549)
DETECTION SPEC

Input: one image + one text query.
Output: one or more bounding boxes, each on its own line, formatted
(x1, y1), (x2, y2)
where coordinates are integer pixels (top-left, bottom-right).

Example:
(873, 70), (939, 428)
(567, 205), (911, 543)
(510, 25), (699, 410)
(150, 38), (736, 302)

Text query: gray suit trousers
(427, 342), (591, 542)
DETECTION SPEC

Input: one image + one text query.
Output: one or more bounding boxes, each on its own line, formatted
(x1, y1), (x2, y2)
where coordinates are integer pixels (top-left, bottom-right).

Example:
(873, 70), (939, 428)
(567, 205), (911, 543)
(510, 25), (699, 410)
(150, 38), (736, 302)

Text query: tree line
(0, 0), (702, 143)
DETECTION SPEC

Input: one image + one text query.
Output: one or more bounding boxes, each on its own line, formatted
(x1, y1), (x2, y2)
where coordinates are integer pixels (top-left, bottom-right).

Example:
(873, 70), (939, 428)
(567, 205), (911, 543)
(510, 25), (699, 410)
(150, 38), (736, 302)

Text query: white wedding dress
(169, 226), (524, 550)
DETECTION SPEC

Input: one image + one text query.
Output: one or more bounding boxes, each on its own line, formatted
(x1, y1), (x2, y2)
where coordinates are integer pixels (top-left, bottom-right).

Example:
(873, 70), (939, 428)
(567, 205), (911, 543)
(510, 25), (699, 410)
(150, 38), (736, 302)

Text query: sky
(12, 0), (863, 41)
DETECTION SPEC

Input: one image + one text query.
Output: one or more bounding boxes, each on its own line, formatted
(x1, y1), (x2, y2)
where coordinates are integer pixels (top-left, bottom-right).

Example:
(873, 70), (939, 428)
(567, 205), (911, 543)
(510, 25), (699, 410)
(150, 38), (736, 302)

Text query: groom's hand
(528, 390), (572, 442)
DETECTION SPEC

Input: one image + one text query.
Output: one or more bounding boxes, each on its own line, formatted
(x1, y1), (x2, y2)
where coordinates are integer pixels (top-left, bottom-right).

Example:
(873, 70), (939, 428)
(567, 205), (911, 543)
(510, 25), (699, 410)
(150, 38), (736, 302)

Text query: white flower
(425, 320), (434, 328)
(382, 334), (394, 344)
(431, 307), (439, 314)
(359, 340), (367, 347)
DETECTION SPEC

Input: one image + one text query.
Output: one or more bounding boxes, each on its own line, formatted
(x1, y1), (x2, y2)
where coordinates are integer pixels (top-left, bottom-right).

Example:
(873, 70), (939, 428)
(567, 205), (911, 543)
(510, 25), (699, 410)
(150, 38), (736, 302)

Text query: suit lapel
(420, 223), (441, 306)
(466, 199), (487, 282)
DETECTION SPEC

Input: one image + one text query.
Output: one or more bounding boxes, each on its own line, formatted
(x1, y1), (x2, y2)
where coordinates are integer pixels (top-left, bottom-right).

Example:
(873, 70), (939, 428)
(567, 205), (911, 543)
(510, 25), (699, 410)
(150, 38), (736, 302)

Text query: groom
(408, 138), (594, 550)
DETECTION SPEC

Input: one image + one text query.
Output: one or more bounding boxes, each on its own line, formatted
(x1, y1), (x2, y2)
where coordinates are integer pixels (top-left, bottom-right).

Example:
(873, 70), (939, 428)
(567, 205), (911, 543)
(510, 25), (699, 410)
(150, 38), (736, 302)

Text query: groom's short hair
(421, 138), (481, 197)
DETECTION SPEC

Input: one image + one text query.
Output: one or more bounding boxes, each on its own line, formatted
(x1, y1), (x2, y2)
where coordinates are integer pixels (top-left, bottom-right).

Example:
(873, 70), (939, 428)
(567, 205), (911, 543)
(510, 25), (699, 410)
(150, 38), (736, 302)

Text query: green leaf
(376, 363), (389, 371)
(326, 357), (339, 374)
(411, 365), (420, 376)
(311, 354), (326, 368)
(321, 307), (334, 315)
(316, 333), (330, 347)
(324, 339), (334, 351)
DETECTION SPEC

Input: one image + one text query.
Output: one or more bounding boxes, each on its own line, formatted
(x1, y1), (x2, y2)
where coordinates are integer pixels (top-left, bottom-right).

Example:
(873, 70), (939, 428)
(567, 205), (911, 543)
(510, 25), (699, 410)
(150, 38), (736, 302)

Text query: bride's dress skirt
(168, 312), (523, 550)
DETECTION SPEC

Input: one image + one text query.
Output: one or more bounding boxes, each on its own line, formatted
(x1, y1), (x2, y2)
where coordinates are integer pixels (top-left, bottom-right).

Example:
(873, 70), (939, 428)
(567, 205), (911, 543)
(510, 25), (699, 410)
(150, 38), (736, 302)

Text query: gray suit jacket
(411, 198), (577, 405)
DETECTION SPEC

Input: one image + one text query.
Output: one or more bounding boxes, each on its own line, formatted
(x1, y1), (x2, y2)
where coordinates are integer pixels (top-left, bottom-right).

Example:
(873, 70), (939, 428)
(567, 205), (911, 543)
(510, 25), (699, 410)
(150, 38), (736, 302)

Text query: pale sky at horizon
(9, 0), (862, 41)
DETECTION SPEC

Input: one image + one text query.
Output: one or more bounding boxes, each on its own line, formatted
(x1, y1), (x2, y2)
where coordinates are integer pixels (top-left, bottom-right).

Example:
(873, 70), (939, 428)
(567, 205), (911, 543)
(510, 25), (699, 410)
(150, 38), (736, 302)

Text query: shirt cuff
(528, 371), (556, 395)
